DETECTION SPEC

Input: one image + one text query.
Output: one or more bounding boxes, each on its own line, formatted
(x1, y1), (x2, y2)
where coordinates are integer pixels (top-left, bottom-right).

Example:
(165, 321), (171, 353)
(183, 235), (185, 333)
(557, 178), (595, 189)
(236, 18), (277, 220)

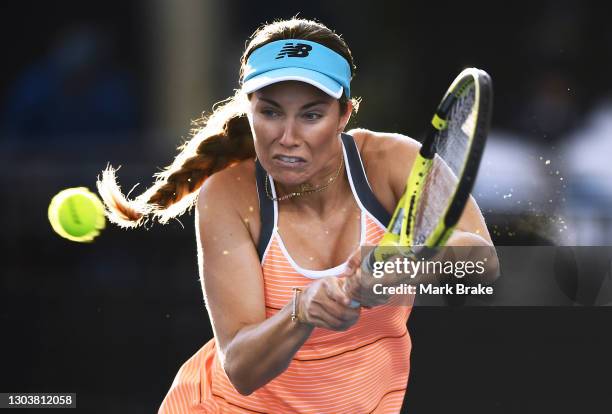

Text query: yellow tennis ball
(48, 187), (106, 242)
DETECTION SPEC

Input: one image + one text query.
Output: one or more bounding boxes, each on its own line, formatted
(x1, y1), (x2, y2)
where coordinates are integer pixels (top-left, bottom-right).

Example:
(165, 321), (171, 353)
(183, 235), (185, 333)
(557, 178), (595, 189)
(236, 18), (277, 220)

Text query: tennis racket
(351, 67), (493, 304)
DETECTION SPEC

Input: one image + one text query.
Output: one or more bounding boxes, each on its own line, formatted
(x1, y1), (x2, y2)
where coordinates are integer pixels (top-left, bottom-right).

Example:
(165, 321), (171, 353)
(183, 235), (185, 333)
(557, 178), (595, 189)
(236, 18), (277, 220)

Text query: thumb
(327, 277), (352, 306)
(346, 248), (363, 273)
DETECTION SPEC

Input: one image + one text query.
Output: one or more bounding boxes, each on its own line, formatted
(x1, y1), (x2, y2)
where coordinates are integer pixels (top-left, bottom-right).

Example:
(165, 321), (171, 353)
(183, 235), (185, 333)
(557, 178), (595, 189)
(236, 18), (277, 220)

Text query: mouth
(273, 154), (307, 167)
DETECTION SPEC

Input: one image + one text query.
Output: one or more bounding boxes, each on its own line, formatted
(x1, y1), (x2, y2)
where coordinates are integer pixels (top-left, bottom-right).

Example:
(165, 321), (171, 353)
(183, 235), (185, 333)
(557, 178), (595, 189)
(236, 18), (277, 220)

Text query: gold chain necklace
(265, 156), (344, 202)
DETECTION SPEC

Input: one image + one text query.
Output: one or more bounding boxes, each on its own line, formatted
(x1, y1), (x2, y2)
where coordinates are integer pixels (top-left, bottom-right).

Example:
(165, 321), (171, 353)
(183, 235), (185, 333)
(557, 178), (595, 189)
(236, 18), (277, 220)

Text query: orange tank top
(159, 134), (413, 413)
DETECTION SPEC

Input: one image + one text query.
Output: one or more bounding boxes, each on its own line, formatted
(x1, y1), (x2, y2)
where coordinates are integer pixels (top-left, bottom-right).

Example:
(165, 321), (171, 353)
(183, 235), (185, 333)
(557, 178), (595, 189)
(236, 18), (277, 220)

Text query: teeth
(278, 156), (301, 163)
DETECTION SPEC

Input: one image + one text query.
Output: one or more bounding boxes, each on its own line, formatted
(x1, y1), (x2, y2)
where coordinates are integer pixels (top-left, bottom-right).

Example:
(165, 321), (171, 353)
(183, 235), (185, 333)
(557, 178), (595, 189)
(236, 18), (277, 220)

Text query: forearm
(223, 302), (313, 395)
(387, 231), (499, 287)
(445, 230), (499, 284)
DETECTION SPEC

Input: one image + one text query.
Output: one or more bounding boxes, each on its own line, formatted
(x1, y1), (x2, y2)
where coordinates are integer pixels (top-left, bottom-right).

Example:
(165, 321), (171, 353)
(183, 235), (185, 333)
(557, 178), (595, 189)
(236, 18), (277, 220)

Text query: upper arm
(348, 128), (492, 244)
(196, 172), (265, 359)
(348, 128), (422, 212)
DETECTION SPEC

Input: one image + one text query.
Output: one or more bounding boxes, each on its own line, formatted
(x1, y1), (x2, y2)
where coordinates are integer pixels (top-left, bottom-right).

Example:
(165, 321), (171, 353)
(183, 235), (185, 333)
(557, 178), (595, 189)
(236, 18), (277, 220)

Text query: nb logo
(275, 43), (312, 59)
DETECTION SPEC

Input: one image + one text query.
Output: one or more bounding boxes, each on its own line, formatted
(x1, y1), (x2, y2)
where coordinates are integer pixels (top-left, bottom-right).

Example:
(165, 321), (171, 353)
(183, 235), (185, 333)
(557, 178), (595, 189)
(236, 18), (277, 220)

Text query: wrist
(291, 287), (312, 326)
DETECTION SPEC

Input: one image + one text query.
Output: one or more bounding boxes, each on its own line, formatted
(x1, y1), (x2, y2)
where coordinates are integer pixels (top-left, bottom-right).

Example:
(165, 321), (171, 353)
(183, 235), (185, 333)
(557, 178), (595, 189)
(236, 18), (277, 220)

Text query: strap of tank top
(255, 159), (274, 261)
(340, 133), (391, 226)
(255, 135), (390, 261)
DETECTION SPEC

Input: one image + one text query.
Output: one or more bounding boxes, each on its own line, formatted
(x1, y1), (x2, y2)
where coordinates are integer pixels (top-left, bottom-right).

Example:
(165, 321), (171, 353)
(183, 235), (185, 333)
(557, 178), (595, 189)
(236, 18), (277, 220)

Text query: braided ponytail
(97, 93), (253, 228)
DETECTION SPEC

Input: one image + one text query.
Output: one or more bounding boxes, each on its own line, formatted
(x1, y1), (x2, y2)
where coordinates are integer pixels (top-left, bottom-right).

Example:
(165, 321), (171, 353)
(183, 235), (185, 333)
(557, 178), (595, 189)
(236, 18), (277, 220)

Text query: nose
(278, 119), (299, 148)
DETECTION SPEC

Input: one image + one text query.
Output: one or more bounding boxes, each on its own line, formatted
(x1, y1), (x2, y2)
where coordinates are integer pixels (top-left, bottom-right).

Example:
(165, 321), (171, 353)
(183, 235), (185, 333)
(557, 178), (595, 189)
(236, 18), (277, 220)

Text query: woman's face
(248, 81), (352, 187)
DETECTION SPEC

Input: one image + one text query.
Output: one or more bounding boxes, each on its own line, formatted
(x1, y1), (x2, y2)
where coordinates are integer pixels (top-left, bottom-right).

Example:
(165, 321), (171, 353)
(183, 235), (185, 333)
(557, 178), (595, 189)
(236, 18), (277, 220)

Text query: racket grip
(345, 278), (360, 308)
(361, 248), (377, 274)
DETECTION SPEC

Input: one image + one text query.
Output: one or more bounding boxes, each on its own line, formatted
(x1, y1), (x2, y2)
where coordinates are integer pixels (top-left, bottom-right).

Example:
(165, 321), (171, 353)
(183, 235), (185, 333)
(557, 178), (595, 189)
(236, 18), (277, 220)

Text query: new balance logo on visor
(275, 43), (313, 59)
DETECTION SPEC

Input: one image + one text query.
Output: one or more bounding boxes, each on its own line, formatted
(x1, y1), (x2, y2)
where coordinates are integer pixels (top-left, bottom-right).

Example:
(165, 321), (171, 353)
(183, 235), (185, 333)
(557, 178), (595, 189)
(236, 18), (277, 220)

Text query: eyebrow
(258, 97), (331, 110)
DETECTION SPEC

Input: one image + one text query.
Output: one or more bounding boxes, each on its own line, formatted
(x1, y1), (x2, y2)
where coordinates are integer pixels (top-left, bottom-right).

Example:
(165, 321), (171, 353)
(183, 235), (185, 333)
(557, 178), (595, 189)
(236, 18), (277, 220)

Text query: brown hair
(97, 18), (358, 228)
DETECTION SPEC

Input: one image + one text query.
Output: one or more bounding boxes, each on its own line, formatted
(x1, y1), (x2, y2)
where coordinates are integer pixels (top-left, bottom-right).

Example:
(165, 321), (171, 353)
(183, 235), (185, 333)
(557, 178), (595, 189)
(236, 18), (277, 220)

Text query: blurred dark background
(1, 1), (612, 412)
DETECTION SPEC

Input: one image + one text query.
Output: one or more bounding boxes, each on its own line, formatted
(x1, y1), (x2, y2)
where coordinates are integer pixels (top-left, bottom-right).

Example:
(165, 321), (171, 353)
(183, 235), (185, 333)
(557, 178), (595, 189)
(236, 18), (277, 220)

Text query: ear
(337, 99), (354, 133)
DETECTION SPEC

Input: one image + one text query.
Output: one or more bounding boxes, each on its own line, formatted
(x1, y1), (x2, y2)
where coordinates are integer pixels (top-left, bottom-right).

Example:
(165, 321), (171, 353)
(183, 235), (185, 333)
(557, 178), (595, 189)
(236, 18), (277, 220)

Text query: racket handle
(361, 248), (377, 274)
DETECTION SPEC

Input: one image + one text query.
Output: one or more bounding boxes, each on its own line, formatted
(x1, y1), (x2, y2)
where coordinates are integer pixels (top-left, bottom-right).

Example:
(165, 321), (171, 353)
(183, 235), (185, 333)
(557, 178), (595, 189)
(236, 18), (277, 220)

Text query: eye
(303, 112), (323, 121)
(260, 108), (281, 118)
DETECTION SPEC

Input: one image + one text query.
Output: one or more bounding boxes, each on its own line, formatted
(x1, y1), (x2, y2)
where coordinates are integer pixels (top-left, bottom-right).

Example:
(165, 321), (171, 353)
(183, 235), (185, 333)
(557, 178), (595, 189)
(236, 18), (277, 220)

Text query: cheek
(250, 120), (277, 163)
(307, 118), (342, 145)
(251, 117), (280, 144)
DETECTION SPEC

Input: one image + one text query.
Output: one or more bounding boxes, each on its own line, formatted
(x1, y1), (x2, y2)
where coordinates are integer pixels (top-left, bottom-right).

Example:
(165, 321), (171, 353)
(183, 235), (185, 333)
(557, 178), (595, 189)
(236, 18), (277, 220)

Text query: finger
(338, 277), (360, 308)
(340, 275), (363, 308)
(316, 292), (361, 322)
(325, 278), (353, 306)
(307, 308), (350, 330)
(304, 315), (336, 330)
(345, 270), (365, 298)
(343, 275), (359, 298)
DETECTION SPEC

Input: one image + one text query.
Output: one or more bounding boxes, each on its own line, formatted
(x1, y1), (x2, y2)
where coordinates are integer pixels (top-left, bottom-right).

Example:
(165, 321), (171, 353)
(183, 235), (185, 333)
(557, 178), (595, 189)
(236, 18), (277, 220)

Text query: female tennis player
(97, 18), (494, 413)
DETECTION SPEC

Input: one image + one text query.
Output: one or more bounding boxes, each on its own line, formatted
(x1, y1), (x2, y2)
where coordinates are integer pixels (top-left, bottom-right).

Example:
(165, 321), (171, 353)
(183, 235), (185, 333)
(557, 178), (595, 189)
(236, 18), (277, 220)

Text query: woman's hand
(341, 249), (393, 308)
(298, 276), (361, 331)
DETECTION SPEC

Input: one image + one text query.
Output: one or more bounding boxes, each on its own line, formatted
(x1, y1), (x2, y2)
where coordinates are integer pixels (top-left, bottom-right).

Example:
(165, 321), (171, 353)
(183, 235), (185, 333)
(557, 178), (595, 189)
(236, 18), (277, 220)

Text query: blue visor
(242, 39), (351, 98)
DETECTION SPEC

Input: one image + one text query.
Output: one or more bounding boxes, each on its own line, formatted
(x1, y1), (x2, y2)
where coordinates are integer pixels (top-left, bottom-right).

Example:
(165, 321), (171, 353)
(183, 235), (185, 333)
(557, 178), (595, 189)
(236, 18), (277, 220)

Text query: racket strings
(413, 83), (477, 245)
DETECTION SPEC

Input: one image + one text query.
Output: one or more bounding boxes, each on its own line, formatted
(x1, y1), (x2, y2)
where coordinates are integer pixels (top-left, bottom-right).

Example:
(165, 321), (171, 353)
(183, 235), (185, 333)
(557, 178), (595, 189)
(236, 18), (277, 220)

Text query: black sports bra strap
(255, 159), (274, 261)
(340, 133), (391, 226)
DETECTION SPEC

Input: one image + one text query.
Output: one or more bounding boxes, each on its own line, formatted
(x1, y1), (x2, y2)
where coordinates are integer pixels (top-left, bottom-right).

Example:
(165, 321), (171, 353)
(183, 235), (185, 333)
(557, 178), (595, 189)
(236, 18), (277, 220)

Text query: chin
(271, 172), (308, 187)
(263, 159), (309, 185)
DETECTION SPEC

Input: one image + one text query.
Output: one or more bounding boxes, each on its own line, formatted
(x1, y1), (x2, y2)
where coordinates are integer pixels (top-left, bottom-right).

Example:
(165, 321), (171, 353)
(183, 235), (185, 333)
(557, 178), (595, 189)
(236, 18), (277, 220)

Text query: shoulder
(198, 159), (256, 206)
(196, 159), (261, 243)
(348, 127), (420, 166)
(346, 128), (421, 207)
